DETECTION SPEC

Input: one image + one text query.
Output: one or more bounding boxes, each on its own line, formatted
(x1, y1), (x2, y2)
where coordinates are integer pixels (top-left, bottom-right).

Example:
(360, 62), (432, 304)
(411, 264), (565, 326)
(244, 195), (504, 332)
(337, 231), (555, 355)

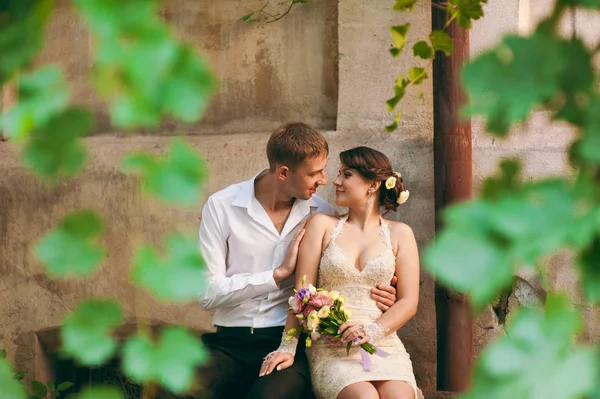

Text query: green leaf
(577, 236), (600, 303)
(558, 0), (600, 8)
(576, 98), (600, 164)
(0, 359), (27, 399)
(20, 108), (93, 179)
(393, 0), (417, 11)
(453, 0), (487, 29)
(77, 386), (124, 399)
(2, 67), (71, 139)
(56, 382), (73, 392)
(131, 234), (206, 302)
(429, 30), (454, 56)
(122, 327), (207, 394)
(425, 166), (597, 307)
(35, 210), (106, 277)
(386, 85), (406, 112)
(408, 67), (427, 85)
(122, 139), (208, 206)
(47, 381), (55, 391)
(554, 38), (594, 126)
(385, 121), (399, 132)
(425, 222), (513, 309)
(461, 295), (596, 399)
(73, 0), (216, 129)
(413, 41), (433, 59)
(0, 0), (53, 85)
(62, 300), (123, 366)
(390, 24), (410, 57)
(462, 33), (567, 135)
(241, 12), (254, 21)
(30, 381), (47, 398)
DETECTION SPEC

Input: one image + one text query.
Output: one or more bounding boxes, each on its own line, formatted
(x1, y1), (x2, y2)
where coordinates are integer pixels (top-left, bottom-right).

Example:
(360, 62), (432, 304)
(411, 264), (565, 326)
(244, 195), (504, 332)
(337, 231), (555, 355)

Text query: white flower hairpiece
(397, 190), (410, 205)
(394, 172), (402, 179)
(385, 176), (397, 190)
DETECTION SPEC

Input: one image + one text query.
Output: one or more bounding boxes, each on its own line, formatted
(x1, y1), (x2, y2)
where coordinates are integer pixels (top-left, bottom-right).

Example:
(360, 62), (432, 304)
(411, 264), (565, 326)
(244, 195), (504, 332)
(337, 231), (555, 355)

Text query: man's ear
(276, 165), (290, 180)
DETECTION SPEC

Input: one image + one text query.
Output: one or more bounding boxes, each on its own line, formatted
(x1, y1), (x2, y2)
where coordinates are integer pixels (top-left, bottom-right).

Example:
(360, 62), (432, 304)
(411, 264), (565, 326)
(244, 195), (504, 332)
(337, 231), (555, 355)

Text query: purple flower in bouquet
(296, 287), (310, 300)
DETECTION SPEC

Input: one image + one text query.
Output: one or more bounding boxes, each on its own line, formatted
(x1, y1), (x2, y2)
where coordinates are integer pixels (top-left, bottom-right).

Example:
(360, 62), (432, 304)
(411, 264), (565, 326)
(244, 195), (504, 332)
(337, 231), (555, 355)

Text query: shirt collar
(232, 169), (320, 210)
(232, 169), (320, 237)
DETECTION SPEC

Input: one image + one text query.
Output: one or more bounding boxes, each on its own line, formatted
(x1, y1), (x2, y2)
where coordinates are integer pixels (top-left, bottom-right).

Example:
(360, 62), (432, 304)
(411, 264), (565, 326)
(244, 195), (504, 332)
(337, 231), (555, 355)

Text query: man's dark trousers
(196, 326), (314, 399)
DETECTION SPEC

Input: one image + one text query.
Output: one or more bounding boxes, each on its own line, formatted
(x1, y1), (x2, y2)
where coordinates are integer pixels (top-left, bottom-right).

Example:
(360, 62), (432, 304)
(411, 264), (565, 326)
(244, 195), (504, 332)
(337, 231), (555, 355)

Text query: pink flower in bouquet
(309, 293), (334, 308)
(302, 304), (318, 318)
(288, 295), (304, 313)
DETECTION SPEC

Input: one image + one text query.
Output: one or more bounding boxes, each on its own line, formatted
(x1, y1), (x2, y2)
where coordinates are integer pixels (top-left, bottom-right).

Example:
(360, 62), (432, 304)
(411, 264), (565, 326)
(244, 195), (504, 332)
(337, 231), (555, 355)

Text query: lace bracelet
(364, 322), (390, 342)
(264, 332), (298, 360)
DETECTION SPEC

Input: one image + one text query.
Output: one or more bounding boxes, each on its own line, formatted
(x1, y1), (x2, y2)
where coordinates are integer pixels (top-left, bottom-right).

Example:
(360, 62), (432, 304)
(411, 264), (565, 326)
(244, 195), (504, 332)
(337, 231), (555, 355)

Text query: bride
(260, 146), (421, 399)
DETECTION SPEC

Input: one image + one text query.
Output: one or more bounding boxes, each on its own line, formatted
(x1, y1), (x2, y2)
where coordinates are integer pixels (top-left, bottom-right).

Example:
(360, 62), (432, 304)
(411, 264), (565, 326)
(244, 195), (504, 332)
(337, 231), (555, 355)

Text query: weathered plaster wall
(0, 0), (437, 390)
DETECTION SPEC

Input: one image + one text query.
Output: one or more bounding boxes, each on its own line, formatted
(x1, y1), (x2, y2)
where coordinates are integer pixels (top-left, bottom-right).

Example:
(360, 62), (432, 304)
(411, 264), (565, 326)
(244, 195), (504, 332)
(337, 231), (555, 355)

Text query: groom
(196, 122), (398, 398)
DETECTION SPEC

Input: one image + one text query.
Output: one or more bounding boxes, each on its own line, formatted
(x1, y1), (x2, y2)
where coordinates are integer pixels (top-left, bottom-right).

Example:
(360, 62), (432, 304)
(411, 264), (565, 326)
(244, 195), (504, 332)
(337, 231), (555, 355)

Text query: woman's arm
(259, 214), (329, 376)
(340, 223), (420, 345)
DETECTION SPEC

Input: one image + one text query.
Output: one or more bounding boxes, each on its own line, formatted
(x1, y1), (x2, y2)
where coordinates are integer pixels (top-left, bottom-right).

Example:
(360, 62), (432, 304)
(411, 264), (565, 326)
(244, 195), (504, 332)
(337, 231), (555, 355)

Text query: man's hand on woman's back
(371, 275), (398, 311)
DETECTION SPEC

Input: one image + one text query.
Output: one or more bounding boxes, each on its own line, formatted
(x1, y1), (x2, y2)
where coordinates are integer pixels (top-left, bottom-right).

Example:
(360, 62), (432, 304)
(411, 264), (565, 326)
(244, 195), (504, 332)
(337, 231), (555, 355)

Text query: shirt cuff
(250, 270), (280, 296)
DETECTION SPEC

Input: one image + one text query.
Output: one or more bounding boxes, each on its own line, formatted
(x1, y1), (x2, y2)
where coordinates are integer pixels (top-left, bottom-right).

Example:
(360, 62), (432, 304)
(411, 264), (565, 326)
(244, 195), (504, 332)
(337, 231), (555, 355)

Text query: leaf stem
(266, 1), (297, 23)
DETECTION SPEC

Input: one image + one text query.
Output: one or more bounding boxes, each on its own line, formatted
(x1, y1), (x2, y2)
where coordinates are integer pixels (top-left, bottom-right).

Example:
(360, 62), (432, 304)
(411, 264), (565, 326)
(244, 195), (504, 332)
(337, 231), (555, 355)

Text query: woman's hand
(259, 352), (294, 377)
(338, 320), (370, 346)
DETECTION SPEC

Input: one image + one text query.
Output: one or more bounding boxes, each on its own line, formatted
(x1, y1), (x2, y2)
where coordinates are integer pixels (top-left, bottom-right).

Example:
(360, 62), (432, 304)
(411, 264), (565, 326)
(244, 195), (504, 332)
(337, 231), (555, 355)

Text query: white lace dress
(306, 215), (422, 399)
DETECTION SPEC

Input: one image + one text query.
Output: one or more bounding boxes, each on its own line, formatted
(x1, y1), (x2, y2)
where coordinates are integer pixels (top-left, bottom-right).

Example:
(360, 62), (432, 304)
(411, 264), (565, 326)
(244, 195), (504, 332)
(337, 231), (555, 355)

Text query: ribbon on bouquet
(353, 339), (390, 372)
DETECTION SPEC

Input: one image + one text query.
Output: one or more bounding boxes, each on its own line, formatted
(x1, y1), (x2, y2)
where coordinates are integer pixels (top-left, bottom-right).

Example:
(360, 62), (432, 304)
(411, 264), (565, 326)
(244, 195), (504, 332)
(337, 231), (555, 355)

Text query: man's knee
(247, 366), (313, 399)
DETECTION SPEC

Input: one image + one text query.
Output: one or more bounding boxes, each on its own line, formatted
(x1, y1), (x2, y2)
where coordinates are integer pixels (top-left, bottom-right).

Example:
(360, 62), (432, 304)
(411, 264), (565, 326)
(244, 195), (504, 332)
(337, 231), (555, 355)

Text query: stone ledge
(423, 391), (454, 399)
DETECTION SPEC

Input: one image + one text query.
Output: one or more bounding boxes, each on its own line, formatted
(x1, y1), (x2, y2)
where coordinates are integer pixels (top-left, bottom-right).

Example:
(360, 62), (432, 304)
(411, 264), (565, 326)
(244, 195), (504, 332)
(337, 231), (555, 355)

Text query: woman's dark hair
(339, 146), (407, 212)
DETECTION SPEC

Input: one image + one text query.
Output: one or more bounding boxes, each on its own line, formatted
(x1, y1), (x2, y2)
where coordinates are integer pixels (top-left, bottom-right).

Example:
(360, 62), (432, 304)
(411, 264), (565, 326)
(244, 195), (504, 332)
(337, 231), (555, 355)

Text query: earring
(367, 190), (372, 205)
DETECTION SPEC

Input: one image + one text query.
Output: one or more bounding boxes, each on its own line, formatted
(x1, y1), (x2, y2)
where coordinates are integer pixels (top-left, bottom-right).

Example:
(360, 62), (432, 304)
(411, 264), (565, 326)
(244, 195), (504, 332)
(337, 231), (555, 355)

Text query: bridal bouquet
(286, 276), (388, 370)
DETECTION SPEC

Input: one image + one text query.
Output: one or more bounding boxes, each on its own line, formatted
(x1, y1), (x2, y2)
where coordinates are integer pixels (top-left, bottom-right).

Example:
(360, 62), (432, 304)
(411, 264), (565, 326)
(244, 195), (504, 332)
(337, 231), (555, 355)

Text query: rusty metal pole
(432, 0), (474, 392)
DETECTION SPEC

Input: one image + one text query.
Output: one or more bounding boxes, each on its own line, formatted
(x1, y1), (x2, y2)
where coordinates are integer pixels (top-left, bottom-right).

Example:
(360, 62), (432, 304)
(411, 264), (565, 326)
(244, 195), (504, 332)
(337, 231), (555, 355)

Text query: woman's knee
(337, 382), (379, 399)
(374, 380), (415, 399)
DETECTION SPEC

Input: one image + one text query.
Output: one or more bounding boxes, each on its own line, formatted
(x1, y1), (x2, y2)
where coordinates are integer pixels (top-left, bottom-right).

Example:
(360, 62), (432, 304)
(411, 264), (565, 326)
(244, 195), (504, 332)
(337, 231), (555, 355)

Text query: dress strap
(380, 217), (393, 249)
(329, 215), (348, 243)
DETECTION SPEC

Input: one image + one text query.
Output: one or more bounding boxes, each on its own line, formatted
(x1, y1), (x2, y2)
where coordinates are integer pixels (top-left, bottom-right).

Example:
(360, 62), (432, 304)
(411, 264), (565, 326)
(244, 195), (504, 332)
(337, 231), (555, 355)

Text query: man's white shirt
(199, 171), (335, 328)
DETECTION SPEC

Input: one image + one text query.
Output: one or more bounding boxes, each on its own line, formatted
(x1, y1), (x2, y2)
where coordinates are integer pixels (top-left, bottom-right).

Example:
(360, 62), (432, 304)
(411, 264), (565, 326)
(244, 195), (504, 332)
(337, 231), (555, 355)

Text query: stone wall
(0, 0), (437, 390)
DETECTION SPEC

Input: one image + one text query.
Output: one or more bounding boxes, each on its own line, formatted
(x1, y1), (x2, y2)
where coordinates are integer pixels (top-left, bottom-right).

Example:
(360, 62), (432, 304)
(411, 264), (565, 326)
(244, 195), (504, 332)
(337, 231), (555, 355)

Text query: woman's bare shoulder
(387, 220), (416, 242)
(306, 213), (341, 231)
